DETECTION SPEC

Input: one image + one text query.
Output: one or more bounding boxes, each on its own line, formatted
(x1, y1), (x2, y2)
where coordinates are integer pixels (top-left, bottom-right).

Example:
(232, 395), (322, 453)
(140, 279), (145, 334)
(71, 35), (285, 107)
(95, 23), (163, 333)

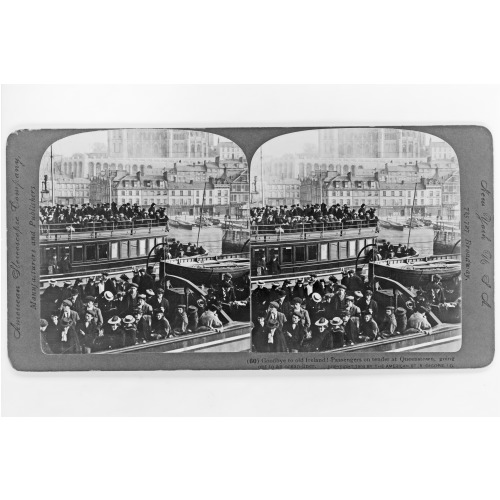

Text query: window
(282, 247), (293, 263)
(307, 245), (318, 261)
(295, 246), (305, 262)
(138, 239), (146, 256)
(98, 243), (109, 260)
(111, 242), (118, 259)
(383, 191), (386, 196)
(347, 240), (356, 257)
(339, 241), (347, 259)
(320, 243), (328, 261)
(129, 240), (137, 257)
(391, 191), (395, 196)
(85, 245), (96, 261)
(120, 241), (128, 258)
(73, 245), (83, 262)
(399, 191), (403, 196)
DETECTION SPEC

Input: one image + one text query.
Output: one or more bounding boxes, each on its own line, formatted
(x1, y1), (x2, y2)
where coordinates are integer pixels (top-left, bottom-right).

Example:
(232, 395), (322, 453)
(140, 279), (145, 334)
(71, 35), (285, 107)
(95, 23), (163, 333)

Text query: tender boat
(160, 252), (250, 287)
(372, 254), (461, 287)
(39, 219), (172, 280)
(177, 220), (194, 230)
(250, 219), (379, 278)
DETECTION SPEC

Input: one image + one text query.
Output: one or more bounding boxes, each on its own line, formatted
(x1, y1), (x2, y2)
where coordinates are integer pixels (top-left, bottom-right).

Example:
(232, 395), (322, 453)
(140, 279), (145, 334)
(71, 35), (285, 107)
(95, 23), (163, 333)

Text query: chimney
(163, 171), (168, 181)
(374, 172), (379, 181)
(204, 160), (207, 167)
(347, 172), (352, 181)
(136, 171), (141, 180)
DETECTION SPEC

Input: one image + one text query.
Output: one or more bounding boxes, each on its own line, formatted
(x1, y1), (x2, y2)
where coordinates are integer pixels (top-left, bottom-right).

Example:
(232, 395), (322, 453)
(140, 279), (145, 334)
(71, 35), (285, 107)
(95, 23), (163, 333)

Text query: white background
(1, 2), (500, 500)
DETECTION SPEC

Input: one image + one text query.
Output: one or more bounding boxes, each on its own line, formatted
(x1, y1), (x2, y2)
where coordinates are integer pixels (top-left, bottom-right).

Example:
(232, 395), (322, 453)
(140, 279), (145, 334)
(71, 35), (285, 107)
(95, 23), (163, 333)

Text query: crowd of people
(40, 268), (249, 354)
(250, 203), (379, 234)
(251, 270), (460, 353)
(40, 202), (170, 231)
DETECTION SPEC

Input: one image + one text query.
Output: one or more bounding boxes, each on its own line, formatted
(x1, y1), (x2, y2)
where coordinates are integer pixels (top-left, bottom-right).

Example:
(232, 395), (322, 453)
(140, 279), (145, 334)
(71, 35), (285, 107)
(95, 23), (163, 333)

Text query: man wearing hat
(252, 281), (269, 317)
(288, 297), (311, 330)
(187, 305), (199, 332)
(42, 280), (62, 316)
(40, 319), (53, 354)
(265, 317), (287, 352)
(83, 296), (104, 330)
(359, 310), (379, 342)
(60, 281), (73, 302)
(267, 254), (281, 276)
(282, 310), (305, 353)
(266, 301), (287, 330)
(121, 315), (138, 347)
(340, 308), (358, 346)
(150, 309), (172, 339)
(99, 291), (117, 323)
(302, 317), (333, 352)
(405, 305), (432, 334)
(136, 293), (153, 316)
(332, 284), (347, 317)
(125, 283), (139, 315)
(252, 312), (268, 352)
(199, 304), (223, 331)
(117, 274), (130, 293)
(292, 278), (305, 300)
(139, 266), (155, 295)
(76, 309), (100, 353)
(346, 268), (364, 294)
(148, 288), (169, 316)
(171, 305), (189, 335)
(55, 317), (81, 354)
(395, 307), (407, 334)
(103, 272), (117, 295)
(275, 289), (292, 318)
(345, 295), (361, 318)
(84, 276), (98, 298)
(59, 298), (81, 325)
(379, 306), (397, 338)
(357, 289), (379, 321)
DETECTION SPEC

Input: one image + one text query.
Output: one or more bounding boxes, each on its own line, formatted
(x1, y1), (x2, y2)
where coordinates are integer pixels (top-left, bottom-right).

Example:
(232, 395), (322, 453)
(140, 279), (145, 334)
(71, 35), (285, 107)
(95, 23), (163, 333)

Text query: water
(378, 227), (435, 256)
(168, 226), (223, 255)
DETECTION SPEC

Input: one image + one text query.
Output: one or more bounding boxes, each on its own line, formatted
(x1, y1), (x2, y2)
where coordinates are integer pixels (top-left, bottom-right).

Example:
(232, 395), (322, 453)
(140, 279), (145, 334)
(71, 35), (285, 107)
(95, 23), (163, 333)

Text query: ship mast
(196, 181), (207, 247)
(407, 182), (418, 247)
(50, 145), (55, 205)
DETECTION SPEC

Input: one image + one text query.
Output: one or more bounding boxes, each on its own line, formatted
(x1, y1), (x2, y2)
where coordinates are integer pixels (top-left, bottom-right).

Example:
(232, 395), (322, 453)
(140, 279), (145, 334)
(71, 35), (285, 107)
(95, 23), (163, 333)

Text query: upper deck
(251, 219), (379, 244)
(39, 219), (170, 243)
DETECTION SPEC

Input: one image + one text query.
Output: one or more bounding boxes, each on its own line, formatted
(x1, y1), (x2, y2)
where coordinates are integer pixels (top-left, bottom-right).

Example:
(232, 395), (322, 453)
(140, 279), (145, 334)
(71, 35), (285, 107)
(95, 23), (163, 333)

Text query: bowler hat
(292, 297), (302, 305)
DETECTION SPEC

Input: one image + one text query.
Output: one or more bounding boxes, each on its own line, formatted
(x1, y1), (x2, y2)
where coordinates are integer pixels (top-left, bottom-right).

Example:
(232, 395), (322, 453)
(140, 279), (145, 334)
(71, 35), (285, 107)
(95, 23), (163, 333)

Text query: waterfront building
(216, 141), (245, 161)
(265, 178), (301, 206)
(430, 140), (457, 161)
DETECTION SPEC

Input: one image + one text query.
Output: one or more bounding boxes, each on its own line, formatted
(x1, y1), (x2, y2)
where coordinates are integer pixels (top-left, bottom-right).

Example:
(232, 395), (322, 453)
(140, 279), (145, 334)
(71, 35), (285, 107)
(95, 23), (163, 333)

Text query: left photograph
(38, 129), (251, 353)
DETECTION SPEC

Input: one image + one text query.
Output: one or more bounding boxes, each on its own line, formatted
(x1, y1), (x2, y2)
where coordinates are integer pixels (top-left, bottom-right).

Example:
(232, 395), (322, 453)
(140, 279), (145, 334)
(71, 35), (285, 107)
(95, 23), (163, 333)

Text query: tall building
(216, 141), (245, 161)
(318, 128), (427, 159)
(107, 129), (212, 159)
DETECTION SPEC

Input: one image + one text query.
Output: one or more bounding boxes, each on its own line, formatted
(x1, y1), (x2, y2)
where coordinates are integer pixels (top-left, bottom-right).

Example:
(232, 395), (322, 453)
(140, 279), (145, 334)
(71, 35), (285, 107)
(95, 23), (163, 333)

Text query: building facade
(107, 129), (212, 159)
(216, 141), (245, 161)
(430, 140), (457, 161)
(318, 128), (428, 159)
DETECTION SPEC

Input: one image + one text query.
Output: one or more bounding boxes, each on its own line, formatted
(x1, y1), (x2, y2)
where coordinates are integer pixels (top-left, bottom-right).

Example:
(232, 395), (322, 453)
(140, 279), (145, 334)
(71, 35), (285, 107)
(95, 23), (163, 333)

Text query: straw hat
(311, 293), (322, 303)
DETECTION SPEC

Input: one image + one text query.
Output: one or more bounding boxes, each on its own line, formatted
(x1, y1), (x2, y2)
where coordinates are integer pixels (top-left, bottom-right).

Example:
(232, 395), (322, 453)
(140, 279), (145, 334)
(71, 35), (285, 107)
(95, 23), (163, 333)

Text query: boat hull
(373, 256), (461, 287)
(98, 321), (251, 353)
(161, 254), (250, 286)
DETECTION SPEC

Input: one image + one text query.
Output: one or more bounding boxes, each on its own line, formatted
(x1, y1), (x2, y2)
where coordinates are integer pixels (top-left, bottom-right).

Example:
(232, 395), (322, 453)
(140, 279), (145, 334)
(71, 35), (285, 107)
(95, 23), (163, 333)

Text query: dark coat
(283, 322), (305, 351)
(252, 324), (269, 353)
(54, 324), (81, 354)
(76, 319), (99, 350)
(265, 326), (288, 353)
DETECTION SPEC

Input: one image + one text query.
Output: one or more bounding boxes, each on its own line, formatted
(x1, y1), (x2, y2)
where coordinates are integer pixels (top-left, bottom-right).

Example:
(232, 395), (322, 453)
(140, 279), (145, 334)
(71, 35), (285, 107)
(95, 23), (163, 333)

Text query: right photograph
(250, 128), (462, 353)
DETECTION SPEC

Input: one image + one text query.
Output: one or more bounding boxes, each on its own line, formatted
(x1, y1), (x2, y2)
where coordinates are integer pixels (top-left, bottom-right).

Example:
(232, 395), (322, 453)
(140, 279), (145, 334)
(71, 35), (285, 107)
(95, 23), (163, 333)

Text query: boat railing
(380, 253), (461, 267)
(39, 218), (170, 241)
(161, 252), (249, 265)
(250, 219), (379, 242)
